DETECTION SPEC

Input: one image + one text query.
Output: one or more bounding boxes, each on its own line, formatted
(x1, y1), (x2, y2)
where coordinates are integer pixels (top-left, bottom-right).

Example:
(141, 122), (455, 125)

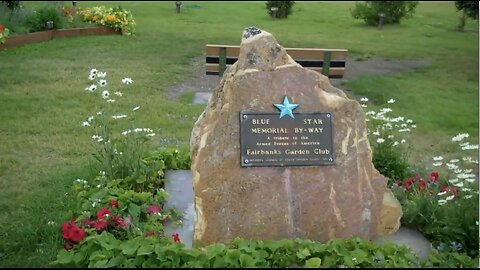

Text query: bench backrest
(206, 44), (348, 78)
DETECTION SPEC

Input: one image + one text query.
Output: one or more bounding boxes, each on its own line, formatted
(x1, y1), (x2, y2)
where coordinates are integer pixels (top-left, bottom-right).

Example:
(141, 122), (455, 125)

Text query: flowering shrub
(360, 95), (478, 259)
(56, 68), (186, 263)
(0, 23), (10, 44)
(361, 97), (413, 181)
(79, 5), (136, 35)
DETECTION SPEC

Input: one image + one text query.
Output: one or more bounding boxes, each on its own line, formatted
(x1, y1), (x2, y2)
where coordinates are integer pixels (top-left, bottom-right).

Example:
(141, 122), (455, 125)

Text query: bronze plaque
(240, 112), (335, 167)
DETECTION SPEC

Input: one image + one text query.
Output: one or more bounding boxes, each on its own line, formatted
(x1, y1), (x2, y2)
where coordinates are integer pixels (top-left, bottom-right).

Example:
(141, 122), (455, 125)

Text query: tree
(455, 1), (478, 31)
(351, 1), (419, 26)
(265, 1), (295, 19)
(1, 1), (20, 11)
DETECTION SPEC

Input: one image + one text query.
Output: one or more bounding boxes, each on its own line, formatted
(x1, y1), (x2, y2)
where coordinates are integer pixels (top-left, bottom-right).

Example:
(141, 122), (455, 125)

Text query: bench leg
(219, 47), (227, 77)
(322, 51), (331, 77)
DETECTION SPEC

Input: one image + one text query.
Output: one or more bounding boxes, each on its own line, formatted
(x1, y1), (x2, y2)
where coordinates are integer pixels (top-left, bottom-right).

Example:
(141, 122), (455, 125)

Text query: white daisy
(88, 84), (97, 92)
(90, 68), (98, 75)
(114, 91), (123, 97)
(102, 90), (110, 99)
(438, 199), (447, 205)
(376, 138), (385, 144)
(88, 74), (96, 81)
(387, 99), (395, 104)
(99, 79), (107, 87)
(133, 106), (140, 111)
(97, 71), (107, 78)
(112, 114), (127, 119)
(82, 121), (90, 127)
(360, 97), (368, 102)
(122, 78), (133, 85)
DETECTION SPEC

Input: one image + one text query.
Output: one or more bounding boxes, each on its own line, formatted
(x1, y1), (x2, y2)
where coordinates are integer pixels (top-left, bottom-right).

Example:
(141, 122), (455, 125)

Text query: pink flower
(147, 204), (161, 215)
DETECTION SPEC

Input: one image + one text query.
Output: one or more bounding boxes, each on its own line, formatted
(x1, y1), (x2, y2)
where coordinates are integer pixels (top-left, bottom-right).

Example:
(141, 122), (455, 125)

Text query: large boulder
(190, 27), (391, 244)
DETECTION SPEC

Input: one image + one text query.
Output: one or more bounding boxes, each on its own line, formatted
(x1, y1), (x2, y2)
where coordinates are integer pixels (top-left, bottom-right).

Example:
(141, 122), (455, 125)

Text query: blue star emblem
(274, 96), (299, 119)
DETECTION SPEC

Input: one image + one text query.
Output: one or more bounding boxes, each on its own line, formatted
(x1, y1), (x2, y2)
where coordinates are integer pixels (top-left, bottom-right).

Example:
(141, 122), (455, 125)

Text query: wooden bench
(205, 44), (348, 78)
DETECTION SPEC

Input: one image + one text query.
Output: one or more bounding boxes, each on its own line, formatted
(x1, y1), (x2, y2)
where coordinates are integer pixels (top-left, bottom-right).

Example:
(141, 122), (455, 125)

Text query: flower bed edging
(0, 26), (120, 50)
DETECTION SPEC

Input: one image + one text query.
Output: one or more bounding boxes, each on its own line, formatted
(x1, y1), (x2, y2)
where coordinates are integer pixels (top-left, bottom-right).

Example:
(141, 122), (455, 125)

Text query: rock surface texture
(190, 27), (393, 244)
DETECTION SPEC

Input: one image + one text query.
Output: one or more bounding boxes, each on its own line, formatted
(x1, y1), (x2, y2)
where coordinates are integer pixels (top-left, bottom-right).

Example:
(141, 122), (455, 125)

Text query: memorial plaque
(240, 112), (335, 167)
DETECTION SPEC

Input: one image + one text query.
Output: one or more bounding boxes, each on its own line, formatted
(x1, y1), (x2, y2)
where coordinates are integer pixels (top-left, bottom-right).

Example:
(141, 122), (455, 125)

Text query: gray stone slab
(374, 226), (432, 261)
(193, 92), (212, 104)
(163, 170), (194, 248)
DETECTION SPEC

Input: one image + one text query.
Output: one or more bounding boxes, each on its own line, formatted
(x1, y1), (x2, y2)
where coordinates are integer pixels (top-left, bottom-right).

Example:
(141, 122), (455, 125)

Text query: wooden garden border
(0, 26), (120, 50)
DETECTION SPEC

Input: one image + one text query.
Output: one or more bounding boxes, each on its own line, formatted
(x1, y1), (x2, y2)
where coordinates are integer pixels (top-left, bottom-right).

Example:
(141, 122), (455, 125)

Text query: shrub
(78, 5), (136, 35)
(351, 1), (419, 26)
(265, 1), (295, 19)
(455, 1), (479, 20)
(27, 4), (66, 32)
(361, 97), (412, 183)
(1, 1), (20, 11)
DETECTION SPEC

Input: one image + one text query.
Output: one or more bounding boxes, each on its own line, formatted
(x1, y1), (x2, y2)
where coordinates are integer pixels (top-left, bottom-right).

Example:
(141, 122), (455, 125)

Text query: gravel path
(166, 56), (429, 101)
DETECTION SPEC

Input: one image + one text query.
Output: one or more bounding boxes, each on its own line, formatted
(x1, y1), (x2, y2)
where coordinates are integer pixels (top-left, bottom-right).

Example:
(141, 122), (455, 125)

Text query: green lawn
(0, 1), (477, 267)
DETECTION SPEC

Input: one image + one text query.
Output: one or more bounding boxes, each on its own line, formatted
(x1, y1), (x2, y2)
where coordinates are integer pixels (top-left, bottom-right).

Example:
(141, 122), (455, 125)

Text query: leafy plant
(455, 1), (478, 31)
(52, 236), (478, 268)
(0, 24), (9, 44)
(265, 1), (295, 19)
(351, 1), (419, 26)
(27, 3), (66, 32)
(362, 97), (412, 183)
(391, 133), (479, 258)
(78, 5), (136, 35)
(1, 0), (20, 11)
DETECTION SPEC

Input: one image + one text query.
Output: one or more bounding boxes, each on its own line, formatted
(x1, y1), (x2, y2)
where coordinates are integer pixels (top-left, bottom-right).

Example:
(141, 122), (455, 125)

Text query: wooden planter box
(0, 26), (120, 50)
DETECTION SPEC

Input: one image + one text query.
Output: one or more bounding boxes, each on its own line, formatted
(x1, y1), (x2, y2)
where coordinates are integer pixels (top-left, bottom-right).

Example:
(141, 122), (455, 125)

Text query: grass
(0, 1), (478, 267)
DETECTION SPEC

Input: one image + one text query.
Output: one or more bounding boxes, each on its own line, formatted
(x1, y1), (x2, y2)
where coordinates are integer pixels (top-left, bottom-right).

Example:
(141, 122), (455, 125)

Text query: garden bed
(0, 26), (120, 50)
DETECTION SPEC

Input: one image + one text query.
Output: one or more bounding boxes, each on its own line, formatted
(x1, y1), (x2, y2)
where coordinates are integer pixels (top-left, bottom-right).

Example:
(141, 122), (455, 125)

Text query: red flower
(111, 216), (126, 229)
(442, 186), (458, 197)
(418, 180), (427, 190)
(93, 219), (108, 231)
(0, 24), (4, 33)
(69, 226), (85, 243)
(64, 241), (73, 250)
(147, 204), (161, 215)
(61, 221), (85, 243)
(146, 231), (155, 237)
(109, 199), (119, 208)
(172, 233), (181, 243)
(394, 179), (403, 186)
(430, 172), (439, 182)
(404, 178), (414, 192)
(97, 207), (111, 220)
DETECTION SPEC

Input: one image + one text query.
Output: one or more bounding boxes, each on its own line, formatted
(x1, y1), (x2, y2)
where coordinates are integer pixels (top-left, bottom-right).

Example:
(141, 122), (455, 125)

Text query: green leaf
(121, 240), (140, 256)
(239, 254), (256, 267)
(305, 257), (322, 268)
(137, 244), (155, 256)
(296, 248), (311, 259)
(105, 254), (126, 268)
(90, 259), (108, 268)
(206, 243), (226, 259)
(55, 249), (75, 265)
